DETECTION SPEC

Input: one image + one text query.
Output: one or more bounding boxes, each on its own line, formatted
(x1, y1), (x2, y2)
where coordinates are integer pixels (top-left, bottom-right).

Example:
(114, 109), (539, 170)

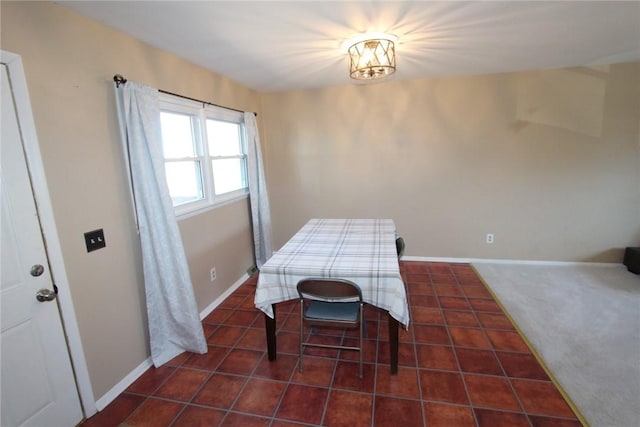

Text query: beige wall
(262, 64), (640, 262)
(1, 1), (256, 400)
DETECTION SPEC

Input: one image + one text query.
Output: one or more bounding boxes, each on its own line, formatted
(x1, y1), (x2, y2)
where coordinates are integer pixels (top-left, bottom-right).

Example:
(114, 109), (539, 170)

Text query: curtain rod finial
(113, 74), (127, 88)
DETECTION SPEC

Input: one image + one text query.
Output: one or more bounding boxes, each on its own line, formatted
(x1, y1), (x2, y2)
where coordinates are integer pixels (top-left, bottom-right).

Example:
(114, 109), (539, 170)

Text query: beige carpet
(472, 262), (640, 427)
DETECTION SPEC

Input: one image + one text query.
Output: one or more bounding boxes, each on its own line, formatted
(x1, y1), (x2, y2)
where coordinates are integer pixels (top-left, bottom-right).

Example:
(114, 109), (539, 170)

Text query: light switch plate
(84, 229), (106, 253)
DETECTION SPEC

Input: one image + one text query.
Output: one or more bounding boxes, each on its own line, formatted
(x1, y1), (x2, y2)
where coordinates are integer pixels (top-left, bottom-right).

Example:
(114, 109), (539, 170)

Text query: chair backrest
(396, 237), (405, 258)
(297, 278), (362, 302)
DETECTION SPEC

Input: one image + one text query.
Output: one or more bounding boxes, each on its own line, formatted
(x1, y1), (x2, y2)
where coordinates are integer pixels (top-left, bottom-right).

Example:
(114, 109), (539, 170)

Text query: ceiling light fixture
(347, 35), (396, 81)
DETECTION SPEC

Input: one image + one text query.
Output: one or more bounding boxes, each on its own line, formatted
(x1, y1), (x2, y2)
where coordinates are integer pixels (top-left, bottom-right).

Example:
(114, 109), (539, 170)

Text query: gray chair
(297, 278), (364, 378)
(396, 236), (405, 258)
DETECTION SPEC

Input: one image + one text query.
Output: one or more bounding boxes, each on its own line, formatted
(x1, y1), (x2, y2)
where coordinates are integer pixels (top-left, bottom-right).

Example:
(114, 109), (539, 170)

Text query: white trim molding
(95, 358), (153, 411)
(200, 273), (250, 320)
(401, 255), (620, 267)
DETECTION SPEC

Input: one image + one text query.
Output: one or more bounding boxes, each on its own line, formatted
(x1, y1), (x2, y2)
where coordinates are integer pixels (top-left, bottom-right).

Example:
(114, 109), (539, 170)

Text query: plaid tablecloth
(255, 218), (410, 327)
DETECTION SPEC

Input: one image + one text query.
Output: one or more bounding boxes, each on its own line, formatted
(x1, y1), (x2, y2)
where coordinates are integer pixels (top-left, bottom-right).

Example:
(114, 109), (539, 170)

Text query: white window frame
(159, 93), (249, 218)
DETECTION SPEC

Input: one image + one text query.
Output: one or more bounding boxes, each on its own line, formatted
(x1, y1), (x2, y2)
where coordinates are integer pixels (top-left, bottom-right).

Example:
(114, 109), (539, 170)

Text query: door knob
(36, 288), (56, 302)
(30, 264), (45, 277)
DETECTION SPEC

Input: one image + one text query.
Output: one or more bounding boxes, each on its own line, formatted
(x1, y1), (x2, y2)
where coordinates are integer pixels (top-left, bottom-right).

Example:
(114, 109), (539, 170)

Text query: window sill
(176, 192), (249, 221)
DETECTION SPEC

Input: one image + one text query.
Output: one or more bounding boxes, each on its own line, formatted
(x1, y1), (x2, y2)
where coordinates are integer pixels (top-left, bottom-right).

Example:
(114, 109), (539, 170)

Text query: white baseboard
(93, 272), (250, 413)
(401, 255), (620, 267)
(95, 357), (153, 411)
(401, 256), (475, 263)
(199, 273), (250, 320)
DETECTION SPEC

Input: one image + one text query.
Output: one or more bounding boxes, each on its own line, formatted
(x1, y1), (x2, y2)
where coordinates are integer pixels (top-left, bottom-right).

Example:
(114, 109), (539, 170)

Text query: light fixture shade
(348, 38), (396, 80)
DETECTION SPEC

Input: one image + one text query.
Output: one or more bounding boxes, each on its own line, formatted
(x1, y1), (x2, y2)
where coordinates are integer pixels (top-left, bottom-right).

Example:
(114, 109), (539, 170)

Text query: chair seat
(306, 301), (360, 322)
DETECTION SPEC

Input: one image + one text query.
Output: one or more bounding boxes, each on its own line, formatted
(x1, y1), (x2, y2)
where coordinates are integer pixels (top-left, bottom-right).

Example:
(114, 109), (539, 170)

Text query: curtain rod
(113, 74), (257, 116)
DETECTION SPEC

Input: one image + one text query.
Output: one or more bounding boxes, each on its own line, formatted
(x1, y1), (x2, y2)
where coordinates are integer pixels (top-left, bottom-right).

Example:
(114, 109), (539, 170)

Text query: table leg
(265, 304), (277, 361)
(388, 313), (399, 375)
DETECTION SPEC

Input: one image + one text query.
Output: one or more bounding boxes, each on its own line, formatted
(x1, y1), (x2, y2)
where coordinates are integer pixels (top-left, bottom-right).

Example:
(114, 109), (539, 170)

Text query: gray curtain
(245, 112), (273, 269)
(115, 81), (207, 366)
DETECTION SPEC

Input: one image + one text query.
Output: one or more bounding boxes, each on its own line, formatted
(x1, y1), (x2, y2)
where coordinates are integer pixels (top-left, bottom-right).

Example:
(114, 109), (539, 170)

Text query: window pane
(160, 112), (197, 158)
(164, 161), (204, 206)
(212, 159), (245, 195)
(206, 120), (241, 156)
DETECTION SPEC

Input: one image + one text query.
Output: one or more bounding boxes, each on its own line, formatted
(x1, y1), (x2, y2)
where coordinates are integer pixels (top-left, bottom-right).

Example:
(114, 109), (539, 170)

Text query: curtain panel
(115, 81), (207, 367)
(245, 113), (273, 269)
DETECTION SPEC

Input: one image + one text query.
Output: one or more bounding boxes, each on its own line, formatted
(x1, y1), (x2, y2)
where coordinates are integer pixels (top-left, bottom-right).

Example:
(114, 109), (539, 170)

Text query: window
(206, 119), (246, 195)
(159, 94), (248, 216)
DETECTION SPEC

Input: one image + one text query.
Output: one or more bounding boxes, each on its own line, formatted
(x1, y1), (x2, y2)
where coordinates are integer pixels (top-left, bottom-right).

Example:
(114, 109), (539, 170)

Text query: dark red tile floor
(81, 262), (584, 426)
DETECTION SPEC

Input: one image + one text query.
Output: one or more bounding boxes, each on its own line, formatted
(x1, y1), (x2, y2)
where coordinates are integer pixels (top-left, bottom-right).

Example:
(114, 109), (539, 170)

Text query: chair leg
(299, 300), (304, 373)
(359, 304), (364, 379)
(362, 314), (368, 339)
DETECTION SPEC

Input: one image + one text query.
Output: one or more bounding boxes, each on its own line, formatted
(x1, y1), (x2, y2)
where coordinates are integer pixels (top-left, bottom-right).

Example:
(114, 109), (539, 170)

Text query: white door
(1, 64), (84, 426)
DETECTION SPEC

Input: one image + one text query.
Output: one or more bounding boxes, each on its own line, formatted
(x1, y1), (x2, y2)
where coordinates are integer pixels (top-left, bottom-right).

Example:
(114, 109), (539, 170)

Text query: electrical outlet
(486, 233), (494, 244)
(210, 267), (217, 282)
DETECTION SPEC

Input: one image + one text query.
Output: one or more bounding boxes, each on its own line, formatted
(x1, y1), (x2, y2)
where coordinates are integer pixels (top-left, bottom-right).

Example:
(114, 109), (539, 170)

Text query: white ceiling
(57, 1), (640, 93)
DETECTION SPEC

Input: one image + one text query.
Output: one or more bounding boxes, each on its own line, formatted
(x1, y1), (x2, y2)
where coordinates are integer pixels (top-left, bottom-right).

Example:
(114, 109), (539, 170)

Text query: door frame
(1, 50), (96, 417)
